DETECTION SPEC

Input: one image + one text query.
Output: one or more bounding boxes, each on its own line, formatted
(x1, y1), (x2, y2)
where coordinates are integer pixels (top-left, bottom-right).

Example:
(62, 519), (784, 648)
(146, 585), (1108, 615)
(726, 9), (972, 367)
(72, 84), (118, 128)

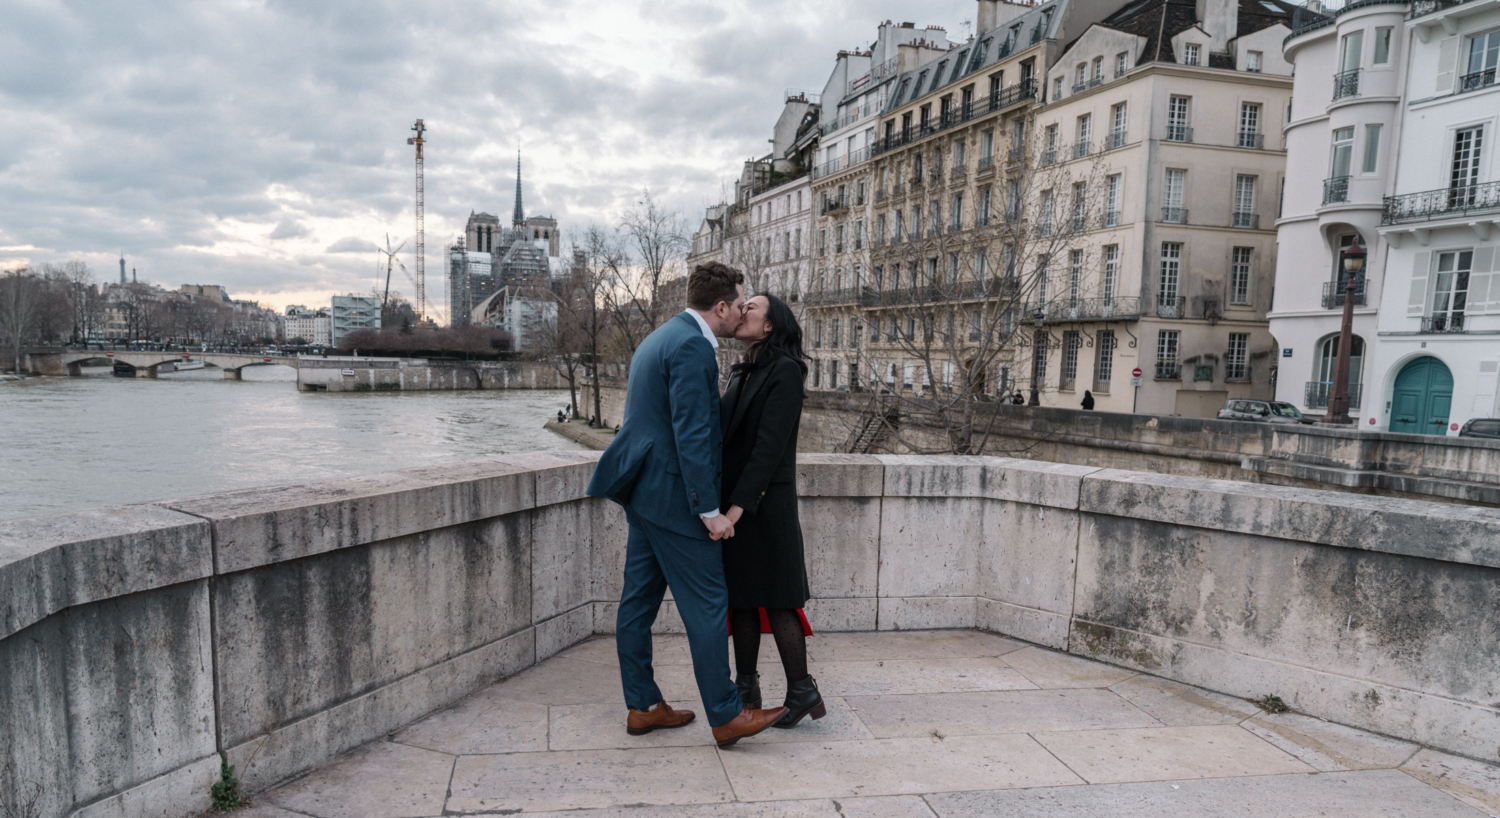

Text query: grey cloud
(326, 237), (376, 253)
(271, 220), (312, 240)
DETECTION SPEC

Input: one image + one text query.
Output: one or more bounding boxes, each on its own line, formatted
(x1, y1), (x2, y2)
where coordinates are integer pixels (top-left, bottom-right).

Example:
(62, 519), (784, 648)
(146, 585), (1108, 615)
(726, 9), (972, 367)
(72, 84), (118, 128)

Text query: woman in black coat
(720, 293), (823, 727)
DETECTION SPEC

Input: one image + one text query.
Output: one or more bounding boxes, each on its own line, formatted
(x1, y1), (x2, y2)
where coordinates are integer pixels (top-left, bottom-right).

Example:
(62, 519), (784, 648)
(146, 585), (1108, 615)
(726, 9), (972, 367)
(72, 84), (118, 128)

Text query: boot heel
(809, 701), (827, 720)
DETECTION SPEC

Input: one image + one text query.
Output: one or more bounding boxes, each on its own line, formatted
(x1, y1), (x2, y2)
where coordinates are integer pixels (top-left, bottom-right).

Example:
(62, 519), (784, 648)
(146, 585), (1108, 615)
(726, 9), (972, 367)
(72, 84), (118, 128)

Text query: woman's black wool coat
(718, 353), (810, 610)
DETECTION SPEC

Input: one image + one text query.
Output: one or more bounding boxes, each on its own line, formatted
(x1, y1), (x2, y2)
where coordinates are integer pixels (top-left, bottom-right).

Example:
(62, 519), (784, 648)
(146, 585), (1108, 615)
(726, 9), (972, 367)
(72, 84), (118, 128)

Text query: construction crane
(378, 233), (409, 315)
(406, 119), (426, 324)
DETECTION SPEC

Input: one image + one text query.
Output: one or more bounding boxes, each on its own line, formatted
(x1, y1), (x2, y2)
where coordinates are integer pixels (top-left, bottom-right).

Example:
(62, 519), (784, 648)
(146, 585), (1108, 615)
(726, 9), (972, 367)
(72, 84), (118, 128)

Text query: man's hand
(726, 505), (744, 525)
(703, 514), (736, 541)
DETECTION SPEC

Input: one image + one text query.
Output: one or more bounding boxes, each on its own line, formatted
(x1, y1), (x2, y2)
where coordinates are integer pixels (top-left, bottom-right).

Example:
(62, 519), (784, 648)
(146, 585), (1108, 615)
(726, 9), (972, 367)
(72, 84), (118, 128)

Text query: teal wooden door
(1390, 357), (1453, 434)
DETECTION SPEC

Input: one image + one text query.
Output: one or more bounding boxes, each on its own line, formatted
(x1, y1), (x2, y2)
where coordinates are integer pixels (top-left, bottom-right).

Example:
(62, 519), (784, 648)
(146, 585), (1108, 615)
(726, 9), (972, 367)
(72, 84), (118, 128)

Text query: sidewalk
(545, 419), (615, 450)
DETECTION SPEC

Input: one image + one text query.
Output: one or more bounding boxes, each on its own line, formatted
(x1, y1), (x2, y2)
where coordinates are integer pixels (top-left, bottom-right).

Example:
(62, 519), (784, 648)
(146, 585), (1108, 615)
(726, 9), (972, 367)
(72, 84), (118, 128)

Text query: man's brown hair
(685, 262), (744, 311)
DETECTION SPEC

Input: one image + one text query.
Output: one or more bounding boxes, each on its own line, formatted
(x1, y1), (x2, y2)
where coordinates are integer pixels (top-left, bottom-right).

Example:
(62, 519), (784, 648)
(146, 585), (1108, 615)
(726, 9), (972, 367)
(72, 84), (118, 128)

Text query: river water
(0, 367), (586, 521)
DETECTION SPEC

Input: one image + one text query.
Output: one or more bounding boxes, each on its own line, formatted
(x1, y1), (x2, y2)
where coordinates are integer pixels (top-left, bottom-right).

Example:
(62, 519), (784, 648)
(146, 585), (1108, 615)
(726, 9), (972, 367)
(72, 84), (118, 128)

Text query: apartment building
(1374, 0), (1500, 431)
(804, 0), (1295, 415)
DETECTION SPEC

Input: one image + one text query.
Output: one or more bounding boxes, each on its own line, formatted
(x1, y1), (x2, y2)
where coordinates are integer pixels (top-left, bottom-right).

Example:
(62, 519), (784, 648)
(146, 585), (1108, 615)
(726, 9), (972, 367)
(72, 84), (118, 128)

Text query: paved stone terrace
(235, 631), (1500, 817)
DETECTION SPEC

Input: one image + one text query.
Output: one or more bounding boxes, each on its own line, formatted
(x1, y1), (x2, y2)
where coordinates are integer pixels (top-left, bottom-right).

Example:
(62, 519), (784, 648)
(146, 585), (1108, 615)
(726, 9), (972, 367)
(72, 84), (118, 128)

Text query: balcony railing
(1102, 210), (1121, 227)
(1411, 0), (1464, 16)
(822, 197), (849, 215)
(1156, 361), (1182, 379)
(1238, 132), (1264, 149)
(1383, 180), (1500, 224)
(1333, 68), (1361, 99)
(1323, 176), (1350, 205)
(1305, 381), (1363, 410)
(875, 188), (888, 202)
(1025, 296), (1143, 322)
(1321, 279), (1367, 308)
(978, 154), (994, 171)
(1073, 141), (1091, 159)
(1232, 212), (1259, 229)
(1107, 131), (1127, 149)
(1156, 295), (1186, 318)
(1422, 314), (1466, 333)
(1165, 125), (1193, 143)
(804, 288), (863, 306)
(1007, 146), (1025, 164)
(1462, 67), (1497, 92)
(1161, 206), (1188, 224)
(1039, 146), (1058, 167)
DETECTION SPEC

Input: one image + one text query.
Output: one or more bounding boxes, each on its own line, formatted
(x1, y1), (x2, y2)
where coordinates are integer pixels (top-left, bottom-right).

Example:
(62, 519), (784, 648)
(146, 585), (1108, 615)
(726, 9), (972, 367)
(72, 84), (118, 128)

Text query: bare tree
(855, 115), (1107, 454)
(0, 269), (40, 373)
(607, 190), (688, 357)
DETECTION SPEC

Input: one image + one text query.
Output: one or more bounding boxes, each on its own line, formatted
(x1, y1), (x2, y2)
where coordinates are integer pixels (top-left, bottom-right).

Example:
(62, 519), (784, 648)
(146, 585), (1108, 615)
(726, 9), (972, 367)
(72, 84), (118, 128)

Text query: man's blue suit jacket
(586, 312), (722, 539)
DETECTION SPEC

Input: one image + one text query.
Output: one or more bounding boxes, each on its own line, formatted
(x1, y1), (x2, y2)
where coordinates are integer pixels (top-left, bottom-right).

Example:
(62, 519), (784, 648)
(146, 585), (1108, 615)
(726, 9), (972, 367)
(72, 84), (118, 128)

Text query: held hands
(703, 513), (736, 541)
(726, 505), (744, 525)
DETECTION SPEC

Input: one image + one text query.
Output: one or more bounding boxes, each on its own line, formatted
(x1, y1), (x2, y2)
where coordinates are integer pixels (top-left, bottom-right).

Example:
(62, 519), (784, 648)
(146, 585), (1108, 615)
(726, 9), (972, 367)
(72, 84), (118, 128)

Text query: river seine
(0, 367), (586, 521)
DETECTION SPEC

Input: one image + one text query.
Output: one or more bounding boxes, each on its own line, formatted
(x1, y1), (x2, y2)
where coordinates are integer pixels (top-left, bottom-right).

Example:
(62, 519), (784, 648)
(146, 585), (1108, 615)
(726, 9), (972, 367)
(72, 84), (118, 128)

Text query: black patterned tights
(729, 607), (808, 684)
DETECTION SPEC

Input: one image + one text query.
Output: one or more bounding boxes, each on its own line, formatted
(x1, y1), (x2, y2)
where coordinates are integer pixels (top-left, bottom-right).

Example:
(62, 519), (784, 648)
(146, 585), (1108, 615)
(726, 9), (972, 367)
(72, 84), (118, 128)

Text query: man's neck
(690, 309), (719, 337)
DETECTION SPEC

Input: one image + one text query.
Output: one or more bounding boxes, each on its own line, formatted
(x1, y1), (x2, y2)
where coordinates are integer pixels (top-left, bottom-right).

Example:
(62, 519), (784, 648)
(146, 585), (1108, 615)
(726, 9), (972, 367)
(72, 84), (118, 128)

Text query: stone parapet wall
(296, 360), (572, 392)
(2, 454), (1498, 817)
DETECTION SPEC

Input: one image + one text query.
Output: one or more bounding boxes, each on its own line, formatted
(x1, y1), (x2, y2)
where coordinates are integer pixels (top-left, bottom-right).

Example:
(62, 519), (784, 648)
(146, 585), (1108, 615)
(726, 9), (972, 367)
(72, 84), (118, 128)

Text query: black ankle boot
(774, 674), (826, 728)
(736, 672), (761, 710)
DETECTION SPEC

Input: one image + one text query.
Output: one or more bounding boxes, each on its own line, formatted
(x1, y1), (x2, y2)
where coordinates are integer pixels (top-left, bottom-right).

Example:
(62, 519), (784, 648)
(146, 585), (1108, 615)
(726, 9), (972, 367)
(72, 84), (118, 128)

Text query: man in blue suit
(586, 262), (788, 747)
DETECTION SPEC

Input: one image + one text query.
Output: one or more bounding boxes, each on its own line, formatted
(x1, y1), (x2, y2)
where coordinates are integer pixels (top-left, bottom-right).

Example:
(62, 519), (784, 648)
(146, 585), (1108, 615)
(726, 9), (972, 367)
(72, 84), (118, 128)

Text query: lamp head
(1342, 236), (1367, 275)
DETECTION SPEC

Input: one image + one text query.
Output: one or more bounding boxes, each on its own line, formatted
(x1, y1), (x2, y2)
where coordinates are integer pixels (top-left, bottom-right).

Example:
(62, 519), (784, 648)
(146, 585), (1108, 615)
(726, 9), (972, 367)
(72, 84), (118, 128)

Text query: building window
(1043, 124), (1059, 165)
(835, 225), (845, 254)
(1092, 56), (1104, 81)
(1239, 103), (1261, 148)
(1362, 124), (1382, 173)
(1156, 330), (1181, 379)
(1465, 31), (1500, 91)
(1077, 114), (1092, 156)
(1096, 330), (1115, 386)
(1234, 175), (1257, 228)
(1110, 103), (1127, 148)
(1231, 247), (1252, 305)
(1037, 254), (1051, 302)
(1103, 245), (1119, 305)
(903, 362), (914, 390)
(1432, 249), (1472, 330)
(818, 229), (828, 257)
(1068, 250), (1083, 309)
(1039, 189), (1054, 236)
(1115, 51), (1129, 76)
(980, 130), (994, 166)
(1452, 126), (1484, 197)
(813, 319), (824, 348)
(1247, 50), (1263, 72)
(1374, 28), (1392, 64)
(1167, 96), (1191, 141)
(831, 318), (842, 349)
(954, 139), (966, 169)
(1062, 331), (1080, 387)
(1071, 181), (1086, 230)
(910, 206), (920, 239)
(978, 188), (992, 226)
(929, 201), (941, 235)
(1105, 174), (1122, 227)
(1053, 76), (1063, 99)
(1075, 62), (1087, 87)
(1033, 331), (1049, 385)
(892, 211), (903, 243)
(1007, 179), (1020, 221)
(1328, 127), (1354, 203)
(1159, 242), (1182, 315)
(1184, 43), (1200, 66)
(1315, 334), (1364, 402)
(1226, 333), (1249, 381)
(870, 317), (881, 342)
(926, 256), (939, 284)
(950, 193), (963, 230)
(1163, 169), (1186, 223)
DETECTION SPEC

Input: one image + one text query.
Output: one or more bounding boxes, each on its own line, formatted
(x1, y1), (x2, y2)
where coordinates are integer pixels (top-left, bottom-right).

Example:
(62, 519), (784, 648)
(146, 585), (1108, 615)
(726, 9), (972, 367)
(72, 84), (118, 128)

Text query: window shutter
(1408, 251), (1431, 315)
(1470, 246), (1495, 313)
(1437, 37), (1458, 92)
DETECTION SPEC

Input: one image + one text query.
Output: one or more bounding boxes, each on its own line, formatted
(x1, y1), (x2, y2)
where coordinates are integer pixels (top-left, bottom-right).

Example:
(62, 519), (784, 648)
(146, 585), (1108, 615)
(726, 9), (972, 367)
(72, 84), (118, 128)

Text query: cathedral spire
(512, 151), (524, 227)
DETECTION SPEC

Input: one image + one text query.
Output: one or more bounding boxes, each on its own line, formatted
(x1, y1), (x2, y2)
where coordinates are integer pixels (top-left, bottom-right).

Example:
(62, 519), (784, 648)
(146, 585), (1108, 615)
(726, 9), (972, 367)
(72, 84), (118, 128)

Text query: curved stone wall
(2, 453), (1497, 817)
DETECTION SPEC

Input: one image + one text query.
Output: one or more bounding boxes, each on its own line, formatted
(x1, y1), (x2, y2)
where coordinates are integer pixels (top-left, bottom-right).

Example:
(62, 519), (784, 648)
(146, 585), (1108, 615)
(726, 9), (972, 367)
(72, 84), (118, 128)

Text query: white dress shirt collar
(683, 309), (719, 349)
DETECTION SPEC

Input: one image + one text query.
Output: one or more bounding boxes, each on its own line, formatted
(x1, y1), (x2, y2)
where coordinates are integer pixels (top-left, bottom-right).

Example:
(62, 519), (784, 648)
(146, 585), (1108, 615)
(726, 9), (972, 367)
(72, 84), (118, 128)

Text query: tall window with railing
(1076, 114), (1092, 157)
(1111, 103), (1128, 148)
(910, 205), (920, 239)
(1033, 331), (1049, 385)
(1159, 242), (1182, 316)
(1068, 250), (1083, 311)
(1163, 169), (1186, 223)
(855, 219), (865, 250)
(978, 188), (992, 226)
(980, 130), (995, 168)
(1043, 124), (1059, 165)
(1040, 189), (1054, 236)
(1071, 182), (1087, 231)
(1326, 127), (1354, 203)
(1239, 103), (1261, 148)
(1335, 31), (1362, 98)
(950, 193), (963, 231)
(1103, 245), (1119, 309)
(1062, 331), (1080, 387)
(1105, 174), (1122, 226)
(929, 201), (941, 236)
(1450, 126), (1484, 208)
(1096, 330), (1115, 387)
(1234, 175), (1257, 228)
(1464, 30), (1500, 91)
(1167, 96), (1191, 142)
(1226, 333), (1249, 381)
(1431, 249), (1471, 331)
(876, 214), (886, 247)
(1156, 330), (1181, 379)
(1231, 247), (1252, 305)
(1037, 255), (1051, 303)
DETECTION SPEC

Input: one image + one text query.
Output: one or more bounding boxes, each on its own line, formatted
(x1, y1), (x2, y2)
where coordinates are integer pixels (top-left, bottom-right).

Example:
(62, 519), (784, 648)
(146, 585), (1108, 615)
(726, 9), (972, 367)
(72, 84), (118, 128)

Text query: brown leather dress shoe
(627, 701), (696, 735)
(711, 706), (789, 748)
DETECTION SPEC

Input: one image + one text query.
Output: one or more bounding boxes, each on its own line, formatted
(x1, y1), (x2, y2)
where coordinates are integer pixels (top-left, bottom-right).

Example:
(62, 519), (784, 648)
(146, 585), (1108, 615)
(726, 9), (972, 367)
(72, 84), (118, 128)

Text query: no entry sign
(1132, 367), (1143, 378)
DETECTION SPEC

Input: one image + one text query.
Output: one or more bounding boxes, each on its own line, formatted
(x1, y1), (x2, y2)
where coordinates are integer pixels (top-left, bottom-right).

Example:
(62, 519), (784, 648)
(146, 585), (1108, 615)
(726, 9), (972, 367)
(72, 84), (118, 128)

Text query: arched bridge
(25, 349), (301, 379)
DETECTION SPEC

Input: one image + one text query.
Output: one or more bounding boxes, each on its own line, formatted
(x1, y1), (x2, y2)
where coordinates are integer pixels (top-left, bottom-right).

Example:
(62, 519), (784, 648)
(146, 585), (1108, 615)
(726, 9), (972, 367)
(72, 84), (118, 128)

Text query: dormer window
(1247, 51), (1263, 72)
(1184, 44), (1200, 66)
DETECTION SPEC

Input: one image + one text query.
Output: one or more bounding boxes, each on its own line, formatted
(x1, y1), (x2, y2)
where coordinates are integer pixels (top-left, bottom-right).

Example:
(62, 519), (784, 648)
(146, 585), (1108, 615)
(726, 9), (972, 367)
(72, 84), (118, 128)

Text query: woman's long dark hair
(730, 293), (808, 380)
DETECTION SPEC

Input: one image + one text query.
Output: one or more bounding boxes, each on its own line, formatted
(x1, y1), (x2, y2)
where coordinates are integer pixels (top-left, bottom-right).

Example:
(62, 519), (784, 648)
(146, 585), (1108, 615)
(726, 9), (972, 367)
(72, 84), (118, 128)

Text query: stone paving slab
(250, 630), (1500, 818)
(923, 769), (1492, 817)
(1032, 724), (1316, 784)
(846, 689), (1162, 738)
(717, 734), (1083, 800)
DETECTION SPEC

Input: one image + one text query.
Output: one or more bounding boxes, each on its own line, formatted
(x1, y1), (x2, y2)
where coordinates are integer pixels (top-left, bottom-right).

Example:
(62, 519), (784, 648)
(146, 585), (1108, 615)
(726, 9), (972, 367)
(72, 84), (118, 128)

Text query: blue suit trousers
(616, 509), (742, 727)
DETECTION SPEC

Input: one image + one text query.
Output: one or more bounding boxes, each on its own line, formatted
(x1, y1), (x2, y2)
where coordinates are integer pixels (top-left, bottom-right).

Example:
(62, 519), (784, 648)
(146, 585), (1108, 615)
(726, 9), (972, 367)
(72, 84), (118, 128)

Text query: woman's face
(735, 295), (773, 343)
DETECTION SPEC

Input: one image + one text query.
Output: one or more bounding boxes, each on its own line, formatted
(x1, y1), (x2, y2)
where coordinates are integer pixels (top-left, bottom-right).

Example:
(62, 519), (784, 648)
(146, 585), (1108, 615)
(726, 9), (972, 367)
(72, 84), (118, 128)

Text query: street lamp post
(1323, 236), (1366, 424)
(1029, 306), (1045, 406)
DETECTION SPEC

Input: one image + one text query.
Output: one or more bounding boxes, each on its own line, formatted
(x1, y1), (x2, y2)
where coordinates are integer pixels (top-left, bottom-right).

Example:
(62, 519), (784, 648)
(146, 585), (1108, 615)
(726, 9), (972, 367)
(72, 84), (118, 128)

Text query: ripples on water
(0, 367), (587, 520)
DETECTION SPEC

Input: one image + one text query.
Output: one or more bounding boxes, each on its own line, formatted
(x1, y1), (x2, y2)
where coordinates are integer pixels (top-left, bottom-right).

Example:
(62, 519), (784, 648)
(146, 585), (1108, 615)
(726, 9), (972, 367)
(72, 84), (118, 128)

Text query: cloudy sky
(0, 0), (975, 318)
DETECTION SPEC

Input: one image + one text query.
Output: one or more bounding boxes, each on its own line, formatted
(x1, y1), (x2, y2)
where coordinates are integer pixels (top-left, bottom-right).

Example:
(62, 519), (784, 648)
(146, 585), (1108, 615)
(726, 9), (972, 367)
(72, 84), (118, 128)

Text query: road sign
(181, 352), (190, 359)
(105, 351), (114, 358)
(263, 356), (272, 363)
(1130, 376), (1143, 386)
(1131, 367), (1143, 378)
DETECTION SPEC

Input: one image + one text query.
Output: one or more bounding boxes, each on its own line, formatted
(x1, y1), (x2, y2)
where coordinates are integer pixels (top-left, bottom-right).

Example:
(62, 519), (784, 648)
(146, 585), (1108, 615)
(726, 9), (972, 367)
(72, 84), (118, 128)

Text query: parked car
(1458, 418), (1500, 439)
(1217, 399), (1315, 424)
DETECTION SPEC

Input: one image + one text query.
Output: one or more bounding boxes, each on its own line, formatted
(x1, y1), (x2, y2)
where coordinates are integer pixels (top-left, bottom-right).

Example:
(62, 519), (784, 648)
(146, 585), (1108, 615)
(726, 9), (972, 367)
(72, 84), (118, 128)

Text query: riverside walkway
(236, 630), (1498, 817)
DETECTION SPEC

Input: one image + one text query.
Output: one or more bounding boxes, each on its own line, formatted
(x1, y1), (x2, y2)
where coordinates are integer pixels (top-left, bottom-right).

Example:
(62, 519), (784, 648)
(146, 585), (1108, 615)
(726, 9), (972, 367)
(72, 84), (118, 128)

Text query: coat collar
(724, 360), (774, 440)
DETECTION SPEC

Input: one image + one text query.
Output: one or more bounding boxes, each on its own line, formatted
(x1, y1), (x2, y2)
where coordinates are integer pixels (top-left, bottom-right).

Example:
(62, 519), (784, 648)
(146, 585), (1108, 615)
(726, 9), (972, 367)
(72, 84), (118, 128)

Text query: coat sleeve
(727, 359), (803, 515)
(666, 336), (721, 518)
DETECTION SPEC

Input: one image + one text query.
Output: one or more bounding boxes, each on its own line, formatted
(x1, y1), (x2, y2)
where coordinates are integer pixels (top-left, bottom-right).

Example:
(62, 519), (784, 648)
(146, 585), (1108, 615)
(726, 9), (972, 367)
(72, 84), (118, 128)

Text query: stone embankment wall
(584, 381), (1500, 504)
(296, 358), (573, 392)
(3, 455), (1499, 817)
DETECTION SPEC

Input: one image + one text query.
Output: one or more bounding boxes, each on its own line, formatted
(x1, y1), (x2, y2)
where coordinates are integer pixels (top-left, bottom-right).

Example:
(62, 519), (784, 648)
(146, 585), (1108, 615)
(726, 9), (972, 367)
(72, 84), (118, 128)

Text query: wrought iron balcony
(1102, 210), (1121, 228)
(1161, 206), (1188, 224)
(1238, 132), (1264, 149)
(1165, 125), (1193, 143)
(1411, 0), (1464, 16)
(1039, 146), (1058, 167)
(1232, 212), (1259, 229)
(1305, 381), (1363, 409)
(988, 79), (1037, 113)
(1025, 296), (1143, 322)
(1073, 142), (1091, 159)
(1323, 176), (1350, 205)
(1461, 67), (1497, 92)
(1383, 180), (1500, 224)
(1333, 68), (1360, 99)
(1007, 146), (1025, 164)
(1155, 361), (1182, 379)
(1107, 131), (1127, 149)
(1156, 295), (1187, 318)
(1321, 279), (1367, 308)
(978, 154), (994, 171)
(1422, 314), (1466, 333)
(822, 197), (849, 215)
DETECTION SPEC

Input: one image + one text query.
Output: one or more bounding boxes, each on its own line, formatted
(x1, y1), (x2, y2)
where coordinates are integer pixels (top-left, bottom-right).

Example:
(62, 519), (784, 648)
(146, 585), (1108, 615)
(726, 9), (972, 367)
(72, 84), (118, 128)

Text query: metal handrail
(1023, 296), (1143, 322)
(1383, 180), (1500, 224)
(1165, 125), (1193, 143)
(1238, 132), (1264, 149)
(1321, 279), (1367, 308)
(1162, 207), (1188, 224)
(1323, 176), (1351, 205)
(1422, 314), (1466, 333)
(1156, 295), (1186, 318)
(1333, 68), (1361, 99)
(1305, 381), (1364, 409)
(1232, 212), (1260, 229)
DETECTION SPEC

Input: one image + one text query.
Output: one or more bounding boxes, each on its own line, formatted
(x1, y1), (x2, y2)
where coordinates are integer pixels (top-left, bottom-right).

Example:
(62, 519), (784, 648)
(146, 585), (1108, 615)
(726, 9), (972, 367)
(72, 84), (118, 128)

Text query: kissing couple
(586, 261), (823, 748)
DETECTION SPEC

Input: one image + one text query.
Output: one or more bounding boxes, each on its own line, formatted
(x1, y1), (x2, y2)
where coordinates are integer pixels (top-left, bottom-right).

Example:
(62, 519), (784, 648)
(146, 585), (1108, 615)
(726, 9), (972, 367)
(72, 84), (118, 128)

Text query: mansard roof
(1095, 0), (1297, 65)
